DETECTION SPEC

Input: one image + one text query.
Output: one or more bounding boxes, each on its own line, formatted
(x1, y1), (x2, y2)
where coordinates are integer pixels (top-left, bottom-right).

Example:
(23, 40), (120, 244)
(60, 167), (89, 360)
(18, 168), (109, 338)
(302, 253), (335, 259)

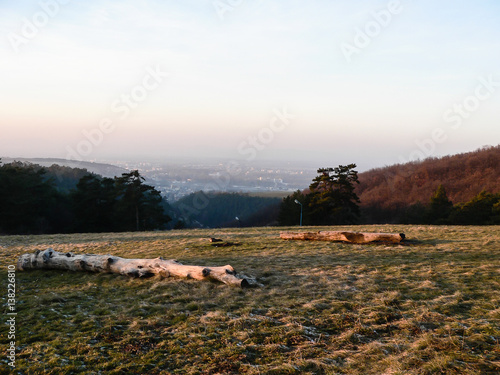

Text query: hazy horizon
(1, 0), (499, 172)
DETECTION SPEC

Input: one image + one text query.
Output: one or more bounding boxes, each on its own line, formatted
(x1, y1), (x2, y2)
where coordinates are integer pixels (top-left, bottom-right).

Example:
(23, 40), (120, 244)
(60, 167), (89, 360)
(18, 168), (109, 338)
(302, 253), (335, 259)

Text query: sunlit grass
(1, 225), (499, 374)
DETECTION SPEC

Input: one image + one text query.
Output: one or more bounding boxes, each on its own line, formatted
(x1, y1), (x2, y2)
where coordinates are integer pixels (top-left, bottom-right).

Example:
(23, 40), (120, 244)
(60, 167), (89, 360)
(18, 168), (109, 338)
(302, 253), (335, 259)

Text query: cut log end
(202, 268), (211, 277)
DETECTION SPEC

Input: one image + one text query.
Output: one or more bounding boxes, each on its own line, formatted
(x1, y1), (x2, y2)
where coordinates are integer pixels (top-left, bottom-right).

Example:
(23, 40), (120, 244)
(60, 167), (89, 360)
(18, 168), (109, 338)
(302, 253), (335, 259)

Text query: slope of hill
(0, 157), (127, 178)
(357, 145), (500, 221)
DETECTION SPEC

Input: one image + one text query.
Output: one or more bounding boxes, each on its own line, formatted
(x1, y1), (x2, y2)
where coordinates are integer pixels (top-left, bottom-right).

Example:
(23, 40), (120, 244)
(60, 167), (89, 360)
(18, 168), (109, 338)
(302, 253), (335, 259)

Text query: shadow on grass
(401, 238), (456, 246)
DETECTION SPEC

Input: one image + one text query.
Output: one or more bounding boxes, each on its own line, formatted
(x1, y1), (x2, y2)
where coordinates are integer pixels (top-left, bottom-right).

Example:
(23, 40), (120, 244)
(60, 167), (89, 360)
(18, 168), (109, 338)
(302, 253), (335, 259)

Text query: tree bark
(280, 231), (405, 244)
(17, 248), (251, 288)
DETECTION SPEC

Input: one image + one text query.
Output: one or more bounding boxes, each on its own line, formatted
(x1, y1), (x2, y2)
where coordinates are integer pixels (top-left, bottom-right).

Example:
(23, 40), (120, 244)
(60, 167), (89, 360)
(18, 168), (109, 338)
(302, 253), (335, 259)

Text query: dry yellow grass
(1, 225), (499, 374)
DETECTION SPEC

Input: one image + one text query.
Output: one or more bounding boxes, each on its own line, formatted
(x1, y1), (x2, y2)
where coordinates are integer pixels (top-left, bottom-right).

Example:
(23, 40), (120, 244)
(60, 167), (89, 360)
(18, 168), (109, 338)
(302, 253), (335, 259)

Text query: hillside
(357, 145), (500, 221)
(172, 192), (281, 228)
(2, 226), (499, 374)
(0, 157), (127, 179)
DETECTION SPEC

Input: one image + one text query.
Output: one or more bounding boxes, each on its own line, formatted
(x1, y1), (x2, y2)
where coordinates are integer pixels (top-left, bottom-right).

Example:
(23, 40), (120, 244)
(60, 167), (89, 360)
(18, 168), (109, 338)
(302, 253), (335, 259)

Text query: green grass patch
(1, 225), (499, 374)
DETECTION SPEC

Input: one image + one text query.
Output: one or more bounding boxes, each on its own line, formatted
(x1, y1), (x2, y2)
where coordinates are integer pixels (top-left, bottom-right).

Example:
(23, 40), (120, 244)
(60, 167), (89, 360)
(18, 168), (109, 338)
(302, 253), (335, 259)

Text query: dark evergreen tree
(278, 190), (308, 226)
(45, 164), (93, 194)
(449, 191), (500, 225)
(492, 200), (500, 224)
(71, 174), (116, 232)
(0, 162), (59, 234)
(114, 170), (170, 231)
(401, 202), (427, 224)
(307, 164), (360, 225)
(426, 184), (453, 224)
(277, 164), (361, 226)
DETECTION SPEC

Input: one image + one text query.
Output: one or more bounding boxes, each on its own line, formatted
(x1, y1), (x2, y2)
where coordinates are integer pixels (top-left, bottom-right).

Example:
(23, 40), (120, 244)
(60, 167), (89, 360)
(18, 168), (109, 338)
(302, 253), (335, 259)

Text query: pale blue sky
(1, 0), (499, 170)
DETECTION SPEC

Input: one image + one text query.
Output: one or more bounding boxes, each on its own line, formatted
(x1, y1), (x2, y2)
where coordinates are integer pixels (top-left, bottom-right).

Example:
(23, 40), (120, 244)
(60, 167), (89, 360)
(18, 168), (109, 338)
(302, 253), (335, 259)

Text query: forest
(356, 145), (500, 223)
(0, 160), (281, 234)
(1, 145), (499, 234)
(172, 191), (281, 228)
(277, 146), (500, 226)
(0, 161), (170, 235)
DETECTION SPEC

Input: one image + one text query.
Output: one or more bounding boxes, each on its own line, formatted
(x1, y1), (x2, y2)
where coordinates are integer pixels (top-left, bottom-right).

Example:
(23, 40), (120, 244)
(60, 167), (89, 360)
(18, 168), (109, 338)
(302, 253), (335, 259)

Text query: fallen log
(280, 231), (405, 244)
(17, 248), (251, 288)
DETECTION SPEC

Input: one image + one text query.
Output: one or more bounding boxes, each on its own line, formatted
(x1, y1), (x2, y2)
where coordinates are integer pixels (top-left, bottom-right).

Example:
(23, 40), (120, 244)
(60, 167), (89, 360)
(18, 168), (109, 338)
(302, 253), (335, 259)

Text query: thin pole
(294, 200), (303, 226)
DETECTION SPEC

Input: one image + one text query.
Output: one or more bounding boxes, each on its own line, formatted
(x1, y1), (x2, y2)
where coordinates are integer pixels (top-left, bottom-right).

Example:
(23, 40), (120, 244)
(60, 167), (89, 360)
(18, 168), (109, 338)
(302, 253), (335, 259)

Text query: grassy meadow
(1, 225), (499, 374)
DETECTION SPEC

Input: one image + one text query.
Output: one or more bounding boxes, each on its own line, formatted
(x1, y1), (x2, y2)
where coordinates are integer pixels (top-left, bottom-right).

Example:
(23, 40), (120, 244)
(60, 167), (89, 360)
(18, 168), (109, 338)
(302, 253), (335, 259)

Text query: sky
(1, 0), (499, 171)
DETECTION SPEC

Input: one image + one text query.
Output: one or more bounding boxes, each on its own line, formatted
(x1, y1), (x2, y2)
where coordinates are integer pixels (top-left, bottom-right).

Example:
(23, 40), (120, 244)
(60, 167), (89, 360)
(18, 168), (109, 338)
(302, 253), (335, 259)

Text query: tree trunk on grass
(17, 248), (251, 288)
(280, 231), (405, 244)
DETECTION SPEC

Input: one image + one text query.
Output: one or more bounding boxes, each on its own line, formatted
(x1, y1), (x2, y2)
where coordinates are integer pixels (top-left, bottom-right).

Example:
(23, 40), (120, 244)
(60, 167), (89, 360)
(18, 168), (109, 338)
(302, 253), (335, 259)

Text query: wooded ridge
(357, 145), (500, 212)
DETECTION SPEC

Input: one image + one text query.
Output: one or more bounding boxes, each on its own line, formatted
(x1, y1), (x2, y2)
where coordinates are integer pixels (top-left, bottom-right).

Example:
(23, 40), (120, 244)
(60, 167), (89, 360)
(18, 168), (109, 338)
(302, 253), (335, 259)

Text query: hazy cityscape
(114, 159), (318, 201)
(0, 156), (318, 202)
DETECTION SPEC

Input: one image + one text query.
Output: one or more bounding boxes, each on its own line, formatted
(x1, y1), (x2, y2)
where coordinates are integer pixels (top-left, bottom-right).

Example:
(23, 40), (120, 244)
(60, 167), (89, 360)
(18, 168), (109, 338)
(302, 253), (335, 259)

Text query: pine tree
(0, 162), (59, 234)
(449, 191), (500, 225)
(427, 184), (453, 224)
(278, 190), (308, 226)
(307, 164), (361, 225)
(114, 170), (170, 231)
(71, 174), (115, 232)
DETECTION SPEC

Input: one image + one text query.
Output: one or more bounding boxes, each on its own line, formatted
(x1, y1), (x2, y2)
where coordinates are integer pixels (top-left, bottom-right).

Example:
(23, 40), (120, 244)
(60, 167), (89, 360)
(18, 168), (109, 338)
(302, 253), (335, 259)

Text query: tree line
(357, 145), (500, 223)
(278, 165), (500, 226)
(1, 160), (497, 234)
(0, 161), (170, 235)
(401, 184), (500, 225)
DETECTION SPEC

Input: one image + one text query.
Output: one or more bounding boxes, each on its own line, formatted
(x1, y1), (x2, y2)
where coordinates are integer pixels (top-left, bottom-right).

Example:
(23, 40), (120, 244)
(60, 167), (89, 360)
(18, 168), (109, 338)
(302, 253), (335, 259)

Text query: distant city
(110, 159), (318, 202)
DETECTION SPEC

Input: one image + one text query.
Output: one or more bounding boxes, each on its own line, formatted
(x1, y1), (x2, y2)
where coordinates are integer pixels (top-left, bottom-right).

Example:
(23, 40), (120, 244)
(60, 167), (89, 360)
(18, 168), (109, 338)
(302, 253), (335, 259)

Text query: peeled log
(280, 231), (405, 244)
(17, 248), (250, 288)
